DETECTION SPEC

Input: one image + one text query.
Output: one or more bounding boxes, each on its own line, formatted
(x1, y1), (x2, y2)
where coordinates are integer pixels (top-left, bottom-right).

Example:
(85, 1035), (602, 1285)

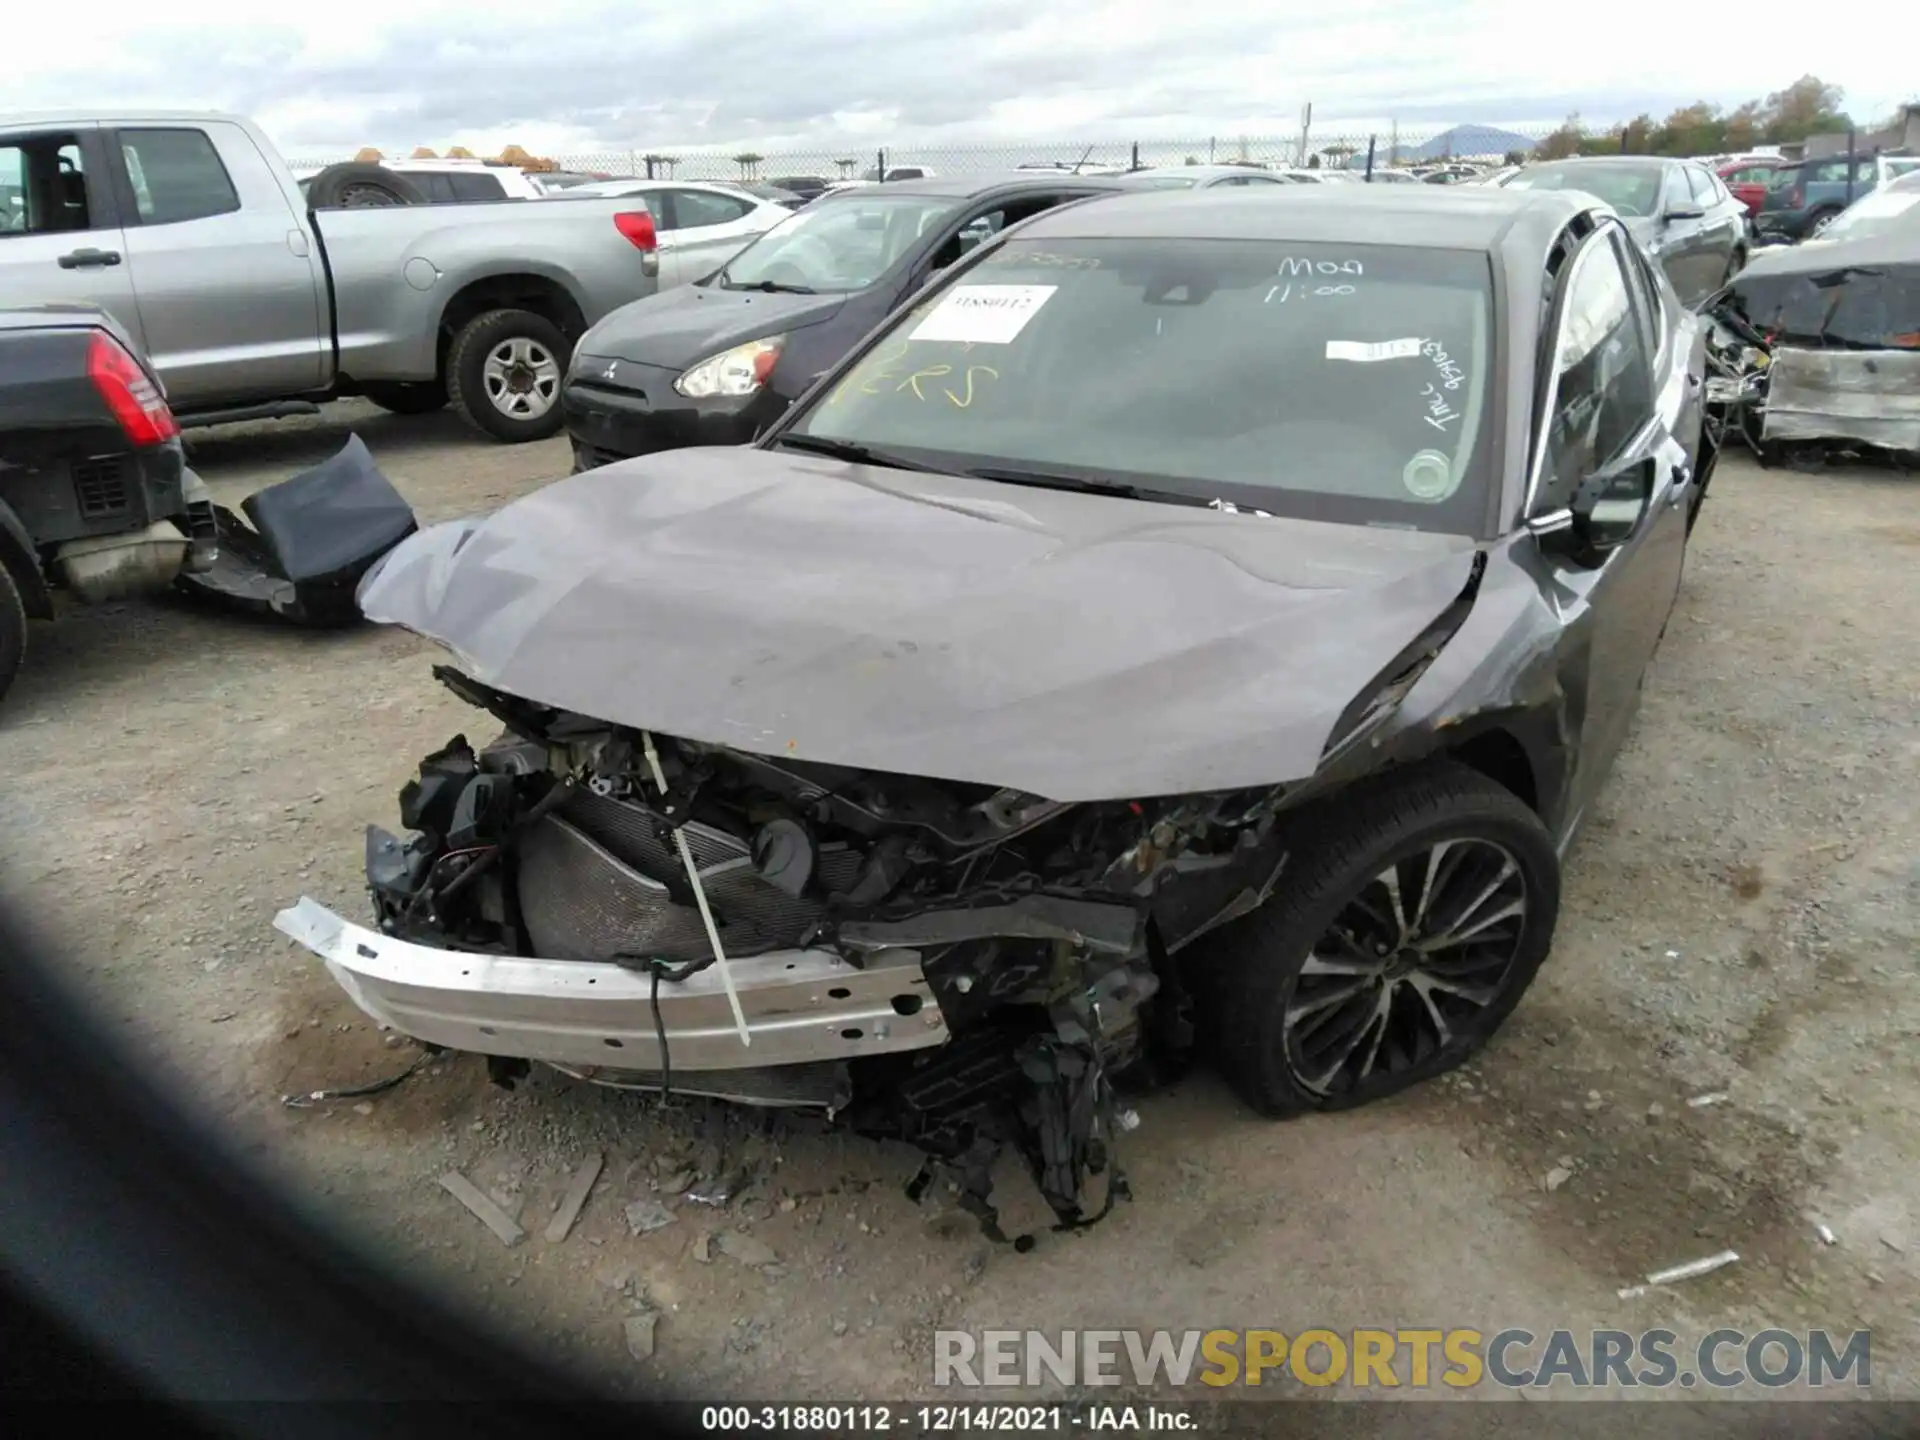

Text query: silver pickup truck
(0, 112), (664, 441)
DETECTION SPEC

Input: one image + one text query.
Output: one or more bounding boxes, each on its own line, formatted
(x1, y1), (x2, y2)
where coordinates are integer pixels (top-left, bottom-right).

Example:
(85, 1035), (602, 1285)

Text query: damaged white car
(279, 184), (1709, 1245)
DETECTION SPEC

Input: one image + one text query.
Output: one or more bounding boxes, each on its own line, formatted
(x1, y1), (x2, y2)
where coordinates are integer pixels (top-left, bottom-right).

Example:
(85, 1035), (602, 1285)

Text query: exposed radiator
(516, 790), (863, 964)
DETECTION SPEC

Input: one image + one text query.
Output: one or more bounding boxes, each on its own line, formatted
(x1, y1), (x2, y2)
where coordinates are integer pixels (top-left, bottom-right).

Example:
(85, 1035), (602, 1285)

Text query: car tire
(446, 309), (571, 443)
(1195, 760), (1561, 1118)
(359, 380), (449, 416)
(1806, 208), (1839, 239)
(303, 163), (427, 210)
(0, 561), (27, 705)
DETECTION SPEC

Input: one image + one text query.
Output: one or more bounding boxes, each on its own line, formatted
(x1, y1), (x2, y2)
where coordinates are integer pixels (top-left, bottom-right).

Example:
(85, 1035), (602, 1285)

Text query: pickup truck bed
(0, 112), (664, 441)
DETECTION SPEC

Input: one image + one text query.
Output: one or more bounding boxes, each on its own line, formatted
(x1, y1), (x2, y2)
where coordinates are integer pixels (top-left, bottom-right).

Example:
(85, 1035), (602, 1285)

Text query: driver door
(1526, 226), (1689, 828)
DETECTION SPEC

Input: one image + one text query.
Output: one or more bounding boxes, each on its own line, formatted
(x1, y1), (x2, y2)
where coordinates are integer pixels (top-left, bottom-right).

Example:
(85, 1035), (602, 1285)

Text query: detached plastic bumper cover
(175, 434), (417, 626)
(272, 898), (949, 1071)
(1761, 347), (1920, 451)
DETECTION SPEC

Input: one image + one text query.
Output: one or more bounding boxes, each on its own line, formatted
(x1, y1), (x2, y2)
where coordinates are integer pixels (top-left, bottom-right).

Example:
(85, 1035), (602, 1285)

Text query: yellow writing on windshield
(826, 339), (1000, 408)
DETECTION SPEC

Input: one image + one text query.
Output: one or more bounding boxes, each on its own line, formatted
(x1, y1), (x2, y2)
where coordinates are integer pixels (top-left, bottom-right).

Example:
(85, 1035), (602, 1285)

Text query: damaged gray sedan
(278, 185), (1711, 1245)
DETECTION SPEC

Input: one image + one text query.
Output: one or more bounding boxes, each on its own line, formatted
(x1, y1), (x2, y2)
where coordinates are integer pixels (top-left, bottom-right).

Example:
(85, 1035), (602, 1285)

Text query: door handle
(1666, 462), (1692, 505)
(58, 247), (122, 269)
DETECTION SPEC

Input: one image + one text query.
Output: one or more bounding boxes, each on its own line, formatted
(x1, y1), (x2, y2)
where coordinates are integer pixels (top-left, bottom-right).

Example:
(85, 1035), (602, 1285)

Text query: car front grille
(73, 456), (131, 519)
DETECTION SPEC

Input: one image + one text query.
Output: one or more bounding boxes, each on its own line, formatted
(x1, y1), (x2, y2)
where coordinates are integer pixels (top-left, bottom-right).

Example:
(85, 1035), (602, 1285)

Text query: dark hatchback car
(1753, 154), (1881, 243)
(560, 173), (1126, 470)
(299, 186), (1712, 1239)
(1503, 156), (1748, 305)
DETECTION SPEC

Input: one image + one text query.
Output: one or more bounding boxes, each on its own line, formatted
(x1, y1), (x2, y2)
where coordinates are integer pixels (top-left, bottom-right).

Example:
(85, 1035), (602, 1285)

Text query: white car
(823, 165), (939, 194)
(290, 157), (550, 203)
(1877, 154), (1920, 186)
(549, 179), (794, 285)
(374, 159), (551, 202)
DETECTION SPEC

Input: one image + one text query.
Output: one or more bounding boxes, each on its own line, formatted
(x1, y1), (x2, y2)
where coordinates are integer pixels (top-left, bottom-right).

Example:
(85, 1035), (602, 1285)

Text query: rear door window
(118, 128), (240, 225)
(668, 188), (755, 229)
(0, 133), (100, 234)
(448, 171), (506, 202)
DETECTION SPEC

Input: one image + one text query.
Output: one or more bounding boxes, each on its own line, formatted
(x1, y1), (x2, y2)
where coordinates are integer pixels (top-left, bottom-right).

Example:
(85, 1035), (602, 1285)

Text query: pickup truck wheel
(448, 309), (570, 442)
(360, 380), (449, 416)
(1194, 761), (1560, 1118)
(0, 561), (26, 705)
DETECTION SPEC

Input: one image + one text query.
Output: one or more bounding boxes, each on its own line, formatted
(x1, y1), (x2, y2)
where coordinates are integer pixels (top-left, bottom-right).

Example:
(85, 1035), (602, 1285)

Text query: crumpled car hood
(357, 449), (1482, 801)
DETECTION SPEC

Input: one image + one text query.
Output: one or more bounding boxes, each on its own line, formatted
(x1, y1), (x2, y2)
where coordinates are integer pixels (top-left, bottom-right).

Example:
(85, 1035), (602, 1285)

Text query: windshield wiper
(963, 465), (1212, 508)
(772, 434), (937, 470)
(722, 278), (817, 294)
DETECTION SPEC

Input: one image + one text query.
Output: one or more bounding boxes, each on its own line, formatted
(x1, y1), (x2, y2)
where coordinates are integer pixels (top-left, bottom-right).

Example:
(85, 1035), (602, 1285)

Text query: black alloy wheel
(1198, 761), (1561, 1116)
(1282, 836), (1528, 1095)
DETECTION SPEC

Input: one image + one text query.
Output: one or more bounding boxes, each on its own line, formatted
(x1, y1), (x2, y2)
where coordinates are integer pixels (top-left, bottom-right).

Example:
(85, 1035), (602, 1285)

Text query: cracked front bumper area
(272, 897), (949, 1073)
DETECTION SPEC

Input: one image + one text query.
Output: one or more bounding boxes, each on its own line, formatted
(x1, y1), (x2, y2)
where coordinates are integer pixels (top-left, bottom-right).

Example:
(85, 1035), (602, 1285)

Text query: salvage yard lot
(2, 402), (1916, 1409)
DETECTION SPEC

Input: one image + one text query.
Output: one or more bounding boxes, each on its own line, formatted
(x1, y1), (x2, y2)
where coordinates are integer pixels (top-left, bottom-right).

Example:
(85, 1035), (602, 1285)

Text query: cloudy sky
(17, 0), (1912, 159)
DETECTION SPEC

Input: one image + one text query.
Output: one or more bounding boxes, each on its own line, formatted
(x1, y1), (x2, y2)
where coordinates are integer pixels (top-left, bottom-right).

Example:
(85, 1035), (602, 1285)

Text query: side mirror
(1568, 460), (1653, 552)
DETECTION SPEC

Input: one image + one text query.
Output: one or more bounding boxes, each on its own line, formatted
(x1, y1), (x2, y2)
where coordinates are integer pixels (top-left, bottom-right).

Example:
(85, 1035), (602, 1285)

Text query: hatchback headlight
(674, 336), (785, 398)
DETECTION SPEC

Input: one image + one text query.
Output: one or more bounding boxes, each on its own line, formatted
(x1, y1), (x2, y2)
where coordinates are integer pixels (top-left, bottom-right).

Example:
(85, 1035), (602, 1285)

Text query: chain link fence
(288, 123), (1578, 182)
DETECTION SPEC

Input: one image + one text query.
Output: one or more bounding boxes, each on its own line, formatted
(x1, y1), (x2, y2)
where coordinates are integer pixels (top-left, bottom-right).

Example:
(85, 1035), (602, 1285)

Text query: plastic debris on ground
(1617, 1249), (1740, 1299)
(174, 433), (417, 626)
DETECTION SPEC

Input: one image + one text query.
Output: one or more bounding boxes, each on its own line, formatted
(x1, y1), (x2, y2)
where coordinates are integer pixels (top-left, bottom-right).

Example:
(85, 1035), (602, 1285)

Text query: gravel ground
(1, 401), (1915, 1422)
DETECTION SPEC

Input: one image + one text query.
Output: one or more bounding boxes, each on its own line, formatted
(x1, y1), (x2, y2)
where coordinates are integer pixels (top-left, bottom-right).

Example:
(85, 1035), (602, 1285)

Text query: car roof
(1528, 155), (1679, 171)
(845, 172), (1129, 199)
(1121, 165), (1278, 180)
(1011, 183), (1594, 252)
(569, 177), (747, 192)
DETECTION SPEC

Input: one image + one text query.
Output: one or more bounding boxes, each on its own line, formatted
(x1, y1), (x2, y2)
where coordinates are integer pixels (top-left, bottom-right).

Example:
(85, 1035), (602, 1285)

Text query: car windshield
(1503, 162), (1662, 217)
(784, 235), (1496, 532)
(1821, 187), (1920, 242)
(716, 193), (959, 292)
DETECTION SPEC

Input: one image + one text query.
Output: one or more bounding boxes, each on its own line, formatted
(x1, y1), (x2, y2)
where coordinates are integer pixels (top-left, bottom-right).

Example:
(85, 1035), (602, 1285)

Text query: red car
(1718, 157), (1784, 217)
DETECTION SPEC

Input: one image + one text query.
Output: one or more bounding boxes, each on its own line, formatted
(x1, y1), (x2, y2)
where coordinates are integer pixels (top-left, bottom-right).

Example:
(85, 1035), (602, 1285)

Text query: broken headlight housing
(673, 335), (785, 398)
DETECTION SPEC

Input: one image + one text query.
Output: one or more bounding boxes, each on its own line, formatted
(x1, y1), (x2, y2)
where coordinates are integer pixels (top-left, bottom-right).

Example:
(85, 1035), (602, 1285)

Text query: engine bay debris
(278, 666), (1310, 1248)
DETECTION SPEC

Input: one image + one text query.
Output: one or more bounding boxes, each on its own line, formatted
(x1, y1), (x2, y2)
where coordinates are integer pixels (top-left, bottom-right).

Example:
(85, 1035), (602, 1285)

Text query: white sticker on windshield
(1326, 338), (1424, 362)
(909, 285), (1057, 345)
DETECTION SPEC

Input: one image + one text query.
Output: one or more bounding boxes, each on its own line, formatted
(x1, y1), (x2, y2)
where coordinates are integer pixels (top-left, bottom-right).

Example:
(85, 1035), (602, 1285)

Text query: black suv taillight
(86, 331), (179, 446)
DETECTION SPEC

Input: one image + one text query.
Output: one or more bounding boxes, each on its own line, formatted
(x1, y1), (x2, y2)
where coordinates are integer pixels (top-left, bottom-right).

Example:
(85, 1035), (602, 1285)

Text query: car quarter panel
(319, 197), (660, 381)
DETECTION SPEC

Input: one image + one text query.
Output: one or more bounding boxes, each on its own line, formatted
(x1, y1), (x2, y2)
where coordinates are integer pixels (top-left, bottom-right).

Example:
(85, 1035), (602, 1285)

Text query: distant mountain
(1413, 125), (1537, 160)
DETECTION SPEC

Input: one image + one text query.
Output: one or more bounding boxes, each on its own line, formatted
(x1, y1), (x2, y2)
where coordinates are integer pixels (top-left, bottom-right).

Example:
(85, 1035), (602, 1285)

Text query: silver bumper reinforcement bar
(272, 897), (950, 1073)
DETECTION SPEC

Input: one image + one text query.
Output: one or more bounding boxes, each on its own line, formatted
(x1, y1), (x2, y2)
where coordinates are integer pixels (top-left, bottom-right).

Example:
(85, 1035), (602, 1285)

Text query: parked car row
(1498, 157), (1751, 305)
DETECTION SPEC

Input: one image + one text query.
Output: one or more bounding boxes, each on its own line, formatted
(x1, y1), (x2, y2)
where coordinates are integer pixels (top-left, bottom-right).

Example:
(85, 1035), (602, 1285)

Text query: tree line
(1532, 75), (1881, 160)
